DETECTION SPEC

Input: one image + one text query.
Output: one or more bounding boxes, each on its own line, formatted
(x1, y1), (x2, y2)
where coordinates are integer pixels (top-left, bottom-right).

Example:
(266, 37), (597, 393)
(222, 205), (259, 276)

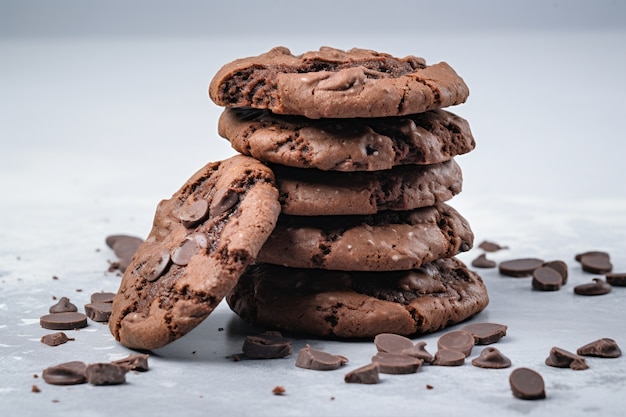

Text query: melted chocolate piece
(478, 240), (508, 252)
(85, 363), (127, 385)
(112, 354), (150, 371)
(84, 302), (113, 322)
(90, 292), (116, 303)
(462, 322), (507, 345)
(543, 260), (568, 284)
(509, 368), (546, 400)
(471, 253), (496, 268)
(499, 258), (544, 277)
(431, 349), (465, 366)
(437, 330), (475, 357)
(344, 363), (380, 384)
(296, 345), (348, 370)
(606, 272), (626, 287)
(42, 361), (87, 385)
(532, 266), (563, 291)
(471, 347), (512, 369)
(40, 332), (74, 346)
(574, 278), (612, 295)
(545, 347), (589, 370)
(242, 331), (292, 359)
(577, 338), (622, 358)
(49, 296), (78, 313)
(371, 352), (423, 374)
(577, 252), (612, 274)
(40, 312), (88, 330)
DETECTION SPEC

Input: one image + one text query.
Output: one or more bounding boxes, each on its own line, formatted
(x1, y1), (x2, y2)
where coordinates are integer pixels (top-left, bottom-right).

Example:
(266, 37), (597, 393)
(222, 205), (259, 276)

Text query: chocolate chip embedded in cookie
(226, 257), (489, 339)
(108, 155), (281, 350)
(257, 203), (473, 272)
(209, 46), (469, 119)
(218, 107), (475, 171)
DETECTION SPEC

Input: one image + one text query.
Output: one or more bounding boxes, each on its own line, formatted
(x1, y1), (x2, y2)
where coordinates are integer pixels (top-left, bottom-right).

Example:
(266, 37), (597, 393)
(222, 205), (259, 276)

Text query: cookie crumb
(218, 327), (224, 331)
(426, 384), (434, 390)
(272, 386), (286, 395)
(52, 276), (59, 280)
(31, 385), (41, 393)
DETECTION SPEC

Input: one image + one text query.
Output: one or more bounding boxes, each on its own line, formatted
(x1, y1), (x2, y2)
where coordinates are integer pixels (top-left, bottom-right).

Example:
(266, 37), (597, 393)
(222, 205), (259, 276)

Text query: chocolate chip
(574, 278), (612, 295)
(431, 348), (465, 366)
(576, 251), (612, 274)
(171, 233), (208, 266)
(532, 266), (563, 291)
(509, 367), (546, 400)
(139, 248), (171, 281)
(462, 322), (508, 345)
(112, 354), (150, 371)
(177, 198), (209, 228)
(373, 333), (433, 361)
(499, 258), (544, 277)
(478, 240), (508, 252)
(105, 235), (143, 272)
(605, 272), (626, 286)
(210, 188), (239, 217)
(42, 361), (87, 385)
(84, 302), (113, 322)
(40, 332), (74, 346)
(49, 296), (78, 313)
(437, 330), (475, 357)
(471, 347), (512, 369)
(371, 352), (423, 374)
(543, 260), (568, 284)
(242, 331), (292, 359)
(85, 363), (127, 386)
(40, 312), (88, 330)
(471, 253), (496, 268)
(90, 292), (116, 303)
(344, 363), (380, 384)
(295, 345), (348, 370)
(545, 346), (588, 370)
(577, 338), (622, 358)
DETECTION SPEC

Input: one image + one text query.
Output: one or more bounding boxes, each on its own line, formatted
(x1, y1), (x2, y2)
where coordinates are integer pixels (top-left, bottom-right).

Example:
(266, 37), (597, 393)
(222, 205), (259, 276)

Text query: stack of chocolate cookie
(211, 47), (489, 338)
(108, 46), (489, 350)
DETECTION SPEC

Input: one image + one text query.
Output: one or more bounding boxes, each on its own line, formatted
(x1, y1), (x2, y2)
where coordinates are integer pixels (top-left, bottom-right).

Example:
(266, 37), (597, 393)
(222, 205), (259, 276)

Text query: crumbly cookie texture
(209, 46), (469, 119)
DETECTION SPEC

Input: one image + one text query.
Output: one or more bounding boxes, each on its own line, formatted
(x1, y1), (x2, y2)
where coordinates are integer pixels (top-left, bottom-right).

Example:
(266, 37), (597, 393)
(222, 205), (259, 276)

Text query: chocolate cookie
(217, 107), (475, 171)
(257, 203), (473, 271)
(109, 155), (281, 350)
(274, 159), (463, 216)
(226, 257), (489, 338)
(209, 46), (469, 119)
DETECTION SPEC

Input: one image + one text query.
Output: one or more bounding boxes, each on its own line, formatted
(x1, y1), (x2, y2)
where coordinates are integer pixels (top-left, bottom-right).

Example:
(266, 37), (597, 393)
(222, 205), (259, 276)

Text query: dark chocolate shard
(344, 363), (380, 384)
(462, 322), (507, 345)
(471, 347), (511, 369)
(437, 330), (475, 357)
(40, 332), (74, 347)
(478, 240), (508, 252)
(471, 253), (496, 268)
(296, 345), (347, 370)
(242, 331), (292, 359)
(499, 258), (544, 277)
(371, 352), (422, 374)
(431, 348), (465, 366)
(577, 338), (621, 358)
(84, 302), (113, 322)
(574, 278), (612, 296)
(42, 361), (87, 385)
(545, 346), (589, 370)
(509, 367), (546, 400)
(112, 353), (150, 371)
(85, 363), (127, 386)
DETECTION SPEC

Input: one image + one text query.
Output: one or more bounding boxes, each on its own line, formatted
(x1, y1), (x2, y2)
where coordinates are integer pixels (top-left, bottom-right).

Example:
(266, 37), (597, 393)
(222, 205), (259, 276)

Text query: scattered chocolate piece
(575, 250), (609, 262)
(42, 361), (87, 385)
(84, 302), (113, 322)
(85, 363), (127, 385)
(49, 297), (78, 313)
(112, 354), (150, 371)
(437, 330), (475, 357)
(40, 312), (88, 330)
(371, 352), (423, 374)
(90, 292), (116, 303)
(574, 278), (612, 296)
(478, 240), (508, 252)
(462, 323), (508, 345)
(426, 384), (434, 390)
(577, 338), (622, 358)
(31, 385), (41, 393)
(576, 251), (612, 274)
(344, 363), (380, 384)
(471, 347), (512, 369)
(242, 331), (292, 359)
(545, 347), (589, 370)
(272, 386), (286, 395)
(410, 342), (434, 363)
(40, 332), (74, 346)
(543, 260), (568, 284)
(105, 234), (143, 272)
(509, 367), (546, 400)
(606, 272), (626, 287)
(471, 253), (496, 268)
(374, 333), (432, 361)
(532, 266), (563, 291)
(296, 345), (348, 370)
(499, 258), (544, 277)
(431, 349), (465, 366)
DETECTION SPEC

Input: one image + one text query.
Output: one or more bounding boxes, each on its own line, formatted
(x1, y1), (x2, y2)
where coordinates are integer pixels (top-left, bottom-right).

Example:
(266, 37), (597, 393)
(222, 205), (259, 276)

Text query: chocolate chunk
(437, 330), (475, 357)
(373, 333), (432, 361)
(543, 260), (568, 284)
(431, 349), (465, 366)
(478, 240), (508, 252)
(40, 312), (88, 330)
(344, 363), (380, 384)
(471, 253), (496, 268)
(177, 198), (209, 228)
(85, 363), (127, 385)
(371, 352), (423, 374)
(577, 338), (622, 358)
(90, 292), (116, 303)
(574, 278), (612, 295)
(171, 233), (208, 266)
(499, 258), (544, 277)
(84, 302), (113, 322)
(42, 361), (87, 385)
(509, 368), (546, 400)
(40, 332), (74, 346)
(462, 322), (508, 345)
(138, 248), (171, 282)
(532, 266), (563, 291)
(295, 345), (348, 370)
(105, 235), (143, 272)
(575, 250), (609, 262)
(49, 296), (78, 313)
(112, 353), (150, 371)
(577, 252), (612, 274)
(545, 347), (589, 370)
(605, 272), (626, 287)
(410, 342), (434, 363)
(210, 188), (239, 217)
(471, 347), (512, 368)
(242, 331), (292, 359)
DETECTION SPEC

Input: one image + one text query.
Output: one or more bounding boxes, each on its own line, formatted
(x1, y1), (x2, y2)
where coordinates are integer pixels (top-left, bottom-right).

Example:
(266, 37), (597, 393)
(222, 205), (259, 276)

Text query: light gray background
(1, 1), (626, 416)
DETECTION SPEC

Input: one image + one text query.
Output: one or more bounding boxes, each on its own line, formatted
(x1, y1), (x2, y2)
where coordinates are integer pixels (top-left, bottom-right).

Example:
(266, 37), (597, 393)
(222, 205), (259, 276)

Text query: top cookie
(209, 46), (469, 119)
(108, 155), (281, 350)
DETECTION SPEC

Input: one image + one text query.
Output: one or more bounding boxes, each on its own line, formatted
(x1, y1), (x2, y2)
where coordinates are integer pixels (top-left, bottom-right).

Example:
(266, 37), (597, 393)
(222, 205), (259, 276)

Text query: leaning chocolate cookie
(109, 155), (281, 350)
(257, 203), (473, 271)
(226, 258), (489, 338)
(209, 46), (469, 119)
(217, 107), (475, 171)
